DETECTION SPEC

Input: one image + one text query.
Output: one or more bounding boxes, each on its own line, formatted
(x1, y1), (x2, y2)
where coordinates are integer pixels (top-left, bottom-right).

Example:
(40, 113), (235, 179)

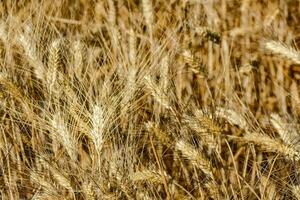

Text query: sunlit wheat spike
(46, 39), (62, 93)
(243, 132), (300, 161)
(90, 104), (105, 155)
(51, 113), (77, 161)
(176, 140), (213, 178)
(30, 171), (57, 195)
(131, 169), (165, 185)
(48, 39), (61, 69)
(292, 185), (300, 200)
(82, 181), (95, 200)
(270, 113), (300, 149)
(129, 29), (137, 66)
(18, 28), (44, 80)
(142, 0), (154, 32)
(144, 75), (171, 109)
(145, 121), (172, 146)
(160, 55), (169, 94)
(194, 109), (222, 134)
(107, 0), (116, 25)
(72, 40), (85, 77)
(49, 166), (73, 192)
(18, 27), (37, 62)
(183, 111), (220, 150)
(0, 20), (8, 41)
(264, 40), (300, 64)
(216, 107), (248, 130)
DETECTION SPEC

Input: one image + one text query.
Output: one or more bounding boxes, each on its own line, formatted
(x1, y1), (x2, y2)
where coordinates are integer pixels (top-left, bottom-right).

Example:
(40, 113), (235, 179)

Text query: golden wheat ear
(131, 169), (167, 185)
(46, 38), (62, 94)
(145, 121), (173, 147)
(243, 132), (300, 161)
(144, 75), (171, 110)
(264, 40), (300, 64)
(270, 113), (300, 149)
(89, 104), (105, 156)
(175, 140), (214, 178)
(18, 25), (45, 81)
(51, 112), (78, 161)
(216, 107), (248, 130)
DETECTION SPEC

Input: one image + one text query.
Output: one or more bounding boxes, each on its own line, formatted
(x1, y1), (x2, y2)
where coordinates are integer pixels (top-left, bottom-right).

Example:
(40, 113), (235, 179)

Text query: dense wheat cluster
(0, 0), (300, 199)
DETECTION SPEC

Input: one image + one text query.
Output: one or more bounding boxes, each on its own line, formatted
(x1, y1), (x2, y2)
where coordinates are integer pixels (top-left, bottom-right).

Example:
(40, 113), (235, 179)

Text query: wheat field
(0, 0), (300, 199)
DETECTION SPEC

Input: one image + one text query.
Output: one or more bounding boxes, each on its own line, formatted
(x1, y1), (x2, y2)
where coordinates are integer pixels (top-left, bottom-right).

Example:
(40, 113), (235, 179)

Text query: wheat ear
(51, 113), (77, 161)
(90, 104), (105, 156)
(264, 40), (300, 64)
(270, 113), (300, 149)
(243, 132), (300, 161)
(176, 140), (214, 178)
(144, 75), (171, 109)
